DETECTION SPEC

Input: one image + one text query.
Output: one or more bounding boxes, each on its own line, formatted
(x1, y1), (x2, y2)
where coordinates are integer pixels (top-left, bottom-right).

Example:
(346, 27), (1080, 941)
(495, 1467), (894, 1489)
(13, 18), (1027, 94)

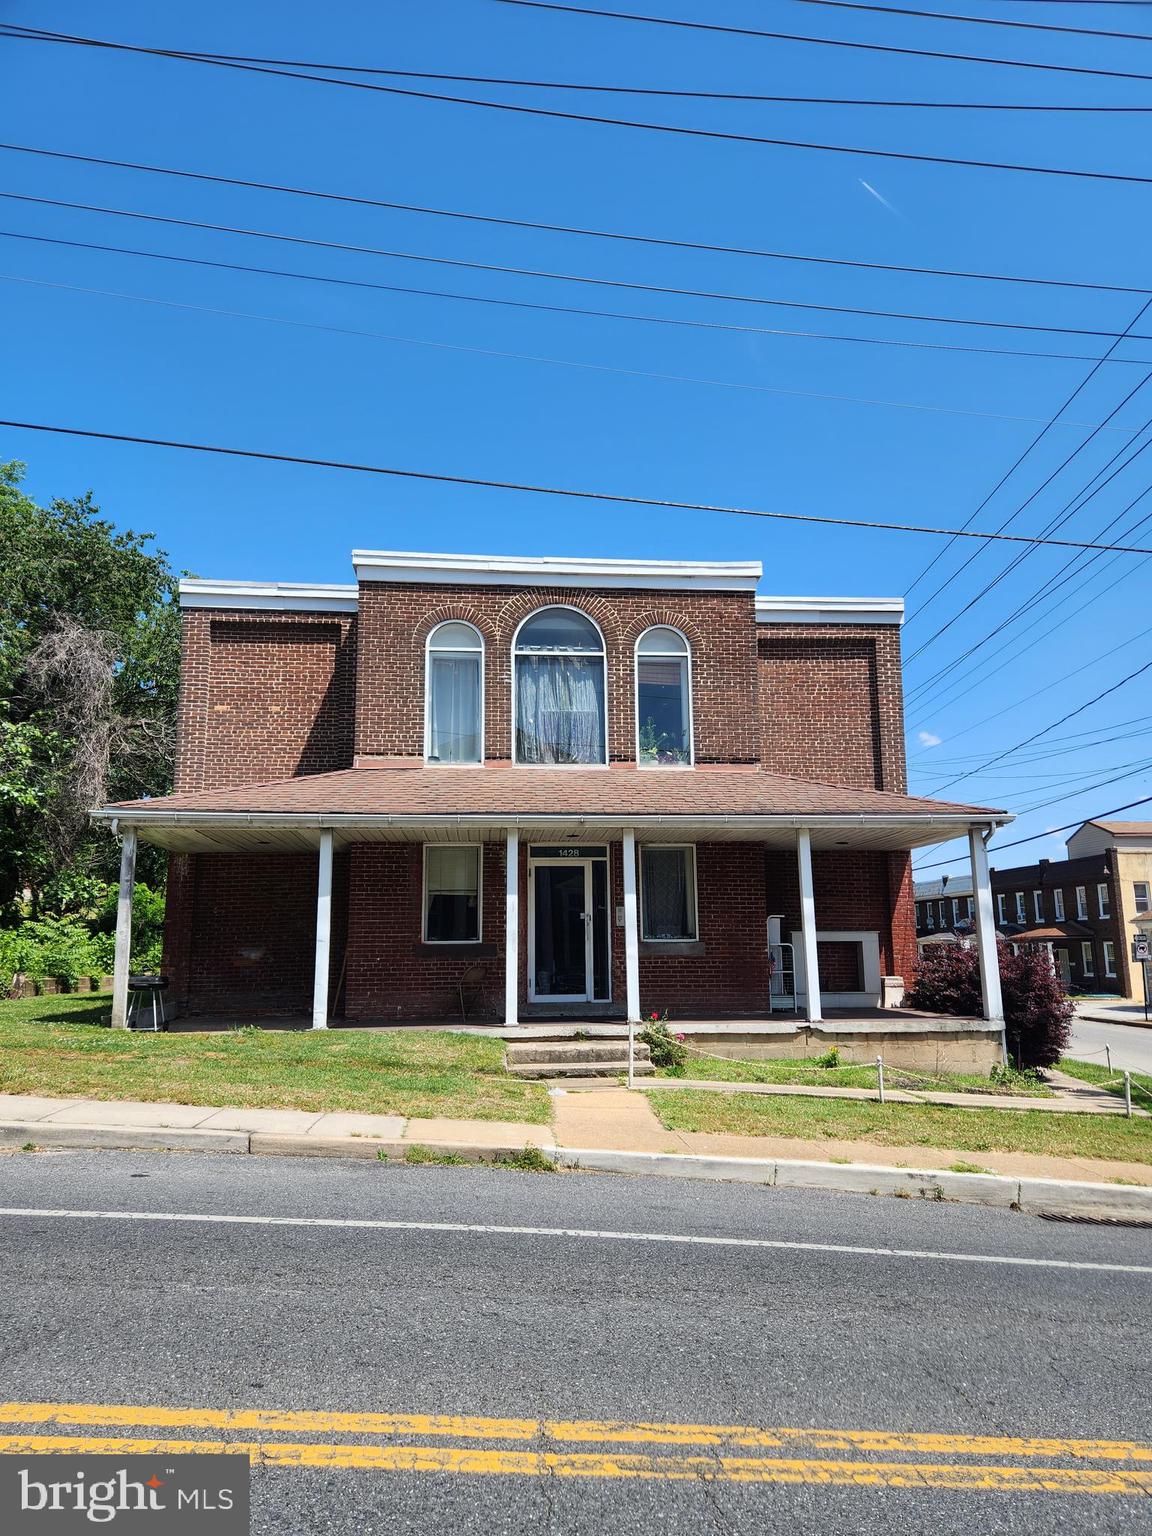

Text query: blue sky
(2, 0), (1149, 875)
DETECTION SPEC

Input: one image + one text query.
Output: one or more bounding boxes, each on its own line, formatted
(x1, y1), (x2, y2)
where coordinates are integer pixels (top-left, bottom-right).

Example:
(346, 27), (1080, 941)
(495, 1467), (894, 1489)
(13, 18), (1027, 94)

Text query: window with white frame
(952, 898), (962, 926)
(1054, 888), (1065, 920)
(1104, 940), (1117, 977)
(938, 900), (947, 928)
(635, 627), (692, 766)
(1081, 940), (1095, 976)
(423, 846), (481, 942)
(425, 622), (483, 764)
(965, 896), (974, 921)
(640, 845), (698, 941)
(514, 608), (606, 765)
(1136, 881), (1151, 915)
(1032, 890), (1044, 923)
(1075, 885), (1088, 920)
(1014, 891), (1026, 923)
(1097, 882), (1111, 919)
(925, 903), (935, 930)
(996, 893), (1007, 924)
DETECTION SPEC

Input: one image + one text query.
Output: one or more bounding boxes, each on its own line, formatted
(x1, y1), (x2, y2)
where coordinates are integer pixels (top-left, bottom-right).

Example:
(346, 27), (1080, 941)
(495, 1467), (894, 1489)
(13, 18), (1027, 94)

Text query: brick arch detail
(621, 609), (705, 652)
(490, 588), (627, 646)
(413, 606), (498, 648)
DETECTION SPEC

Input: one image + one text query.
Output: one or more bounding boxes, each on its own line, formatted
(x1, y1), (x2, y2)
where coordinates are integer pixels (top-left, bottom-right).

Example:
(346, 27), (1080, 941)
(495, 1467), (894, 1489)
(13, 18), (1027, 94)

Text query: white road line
(1, 1207), (1149, 1275)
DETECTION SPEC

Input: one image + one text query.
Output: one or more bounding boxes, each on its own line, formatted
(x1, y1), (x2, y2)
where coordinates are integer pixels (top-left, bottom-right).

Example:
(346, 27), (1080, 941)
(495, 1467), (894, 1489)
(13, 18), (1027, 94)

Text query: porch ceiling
(94, 763), (1008, 855)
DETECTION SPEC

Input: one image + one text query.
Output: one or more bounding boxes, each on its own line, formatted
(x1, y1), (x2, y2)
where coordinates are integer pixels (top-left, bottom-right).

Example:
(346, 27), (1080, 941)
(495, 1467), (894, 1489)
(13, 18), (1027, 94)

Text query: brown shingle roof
(1087, 821), (1152, 837)
(103, 764), (1003, 821)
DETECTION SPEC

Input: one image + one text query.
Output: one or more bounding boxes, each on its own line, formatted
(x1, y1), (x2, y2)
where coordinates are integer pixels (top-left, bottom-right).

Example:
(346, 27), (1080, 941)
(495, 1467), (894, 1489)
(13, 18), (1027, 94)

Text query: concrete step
(506, 1040), (652, 1066)
(509, 1058), (656, 1079)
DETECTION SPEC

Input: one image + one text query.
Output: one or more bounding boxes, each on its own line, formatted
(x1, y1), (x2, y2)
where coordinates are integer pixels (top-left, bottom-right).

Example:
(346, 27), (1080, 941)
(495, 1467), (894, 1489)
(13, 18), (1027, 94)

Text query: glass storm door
(531, 861), (592, 1000)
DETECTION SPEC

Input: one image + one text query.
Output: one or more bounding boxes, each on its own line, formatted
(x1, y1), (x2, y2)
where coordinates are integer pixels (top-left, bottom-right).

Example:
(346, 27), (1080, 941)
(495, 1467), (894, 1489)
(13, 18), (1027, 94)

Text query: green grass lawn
(1061, 1058), (1152, 1110)
(648, 1088), (1152, 1164)
(0, 994), (550, 1124)
(660, 1055), (1051, 1097)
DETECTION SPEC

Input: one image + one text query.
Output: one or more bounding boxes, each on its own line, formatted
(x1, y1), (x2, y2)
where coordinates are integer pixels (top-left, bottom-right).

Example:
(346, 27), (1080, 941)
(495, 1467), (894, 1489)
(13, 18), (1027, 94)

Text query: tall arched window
(635, 627), (692, 767)
(426, 622), (483, 764)
(514, 607), (606, 765)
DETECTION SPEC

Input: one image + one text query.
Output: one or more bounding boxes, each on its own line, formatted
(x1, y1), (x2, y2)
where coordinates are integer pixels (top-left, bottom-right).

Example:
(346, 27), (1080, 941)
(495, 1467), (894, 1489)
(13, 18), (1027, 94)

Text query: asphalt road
(1070, 1010), (1152, 1075)
(1, 1149), (1149, 1535)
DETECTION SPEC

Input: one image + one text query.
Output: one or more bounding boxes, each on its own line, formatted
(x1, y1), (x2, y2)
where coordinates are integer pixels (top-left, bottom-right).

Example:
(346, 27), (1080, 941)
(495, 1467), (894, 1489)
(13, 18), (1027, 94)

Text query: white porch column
(110, 826), (137, 1030)
(968, 825), (1005, 1045)
(505, 828), (519, 1027)
(796, 827), (823, 1024)
(311, 829), (334, 1030)
(622, 829), (641, 1023)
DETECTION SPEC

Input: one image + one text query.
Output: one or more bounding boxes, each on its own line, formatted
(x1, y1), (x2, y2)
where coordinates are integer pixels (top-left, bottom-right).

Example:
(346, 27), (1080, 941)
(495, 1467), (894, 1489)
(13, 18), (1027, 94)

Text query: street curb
(4, 1120), (1150, 1219)
(0, 1120), (250, 1154)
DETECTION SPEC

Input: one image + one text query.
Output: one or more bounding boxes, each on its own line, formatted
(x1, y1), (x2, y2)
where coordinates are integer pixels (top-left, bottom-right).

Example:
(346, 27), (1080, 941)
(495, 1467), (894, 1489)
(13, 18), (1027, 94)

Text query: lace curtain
(515, 655), (605, 764)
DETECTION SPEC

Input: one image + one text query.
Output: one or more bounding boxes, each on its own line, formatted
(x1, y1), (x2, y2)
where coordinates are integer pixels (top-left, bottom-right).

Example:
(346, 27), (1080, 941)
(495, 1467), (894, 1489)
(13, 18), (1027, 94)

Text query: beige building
(1066, 821), (1152, 1002)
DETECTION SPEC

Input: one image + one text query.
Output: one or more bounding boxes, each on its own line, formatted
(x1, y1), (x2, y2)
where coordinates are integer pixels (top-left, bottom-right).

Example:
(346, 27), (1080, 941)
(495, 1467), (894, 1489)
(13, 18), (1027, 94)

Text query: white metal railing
(769, 941), (796, 1011)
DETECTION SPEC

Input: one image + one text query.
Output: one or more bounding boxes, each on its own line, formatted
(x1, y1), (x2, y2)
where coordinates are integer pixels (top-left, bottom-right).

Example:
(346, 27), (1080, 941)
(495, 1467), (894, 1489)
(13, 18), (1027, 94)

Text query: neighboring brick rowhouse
(353, 582), (761, 764)
(174, 608), (357, 791)
(757, 624), (907, 792)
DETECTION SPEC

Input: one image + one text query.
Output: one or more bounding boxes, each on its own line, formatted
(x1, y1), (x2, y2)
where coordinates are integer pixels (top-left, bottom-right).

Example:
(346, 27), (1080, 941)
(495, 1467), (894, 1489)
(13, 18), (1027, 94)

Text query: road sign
(1135, 934), (1151, 962)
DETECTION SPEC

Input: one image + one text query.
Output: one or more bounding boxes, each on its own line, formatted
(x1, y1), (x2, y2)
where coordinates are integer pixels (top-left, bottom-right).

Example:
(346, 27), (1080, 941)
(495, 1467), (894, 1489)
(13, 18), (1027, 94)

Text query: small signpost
(1134, 934), (1151, 1023)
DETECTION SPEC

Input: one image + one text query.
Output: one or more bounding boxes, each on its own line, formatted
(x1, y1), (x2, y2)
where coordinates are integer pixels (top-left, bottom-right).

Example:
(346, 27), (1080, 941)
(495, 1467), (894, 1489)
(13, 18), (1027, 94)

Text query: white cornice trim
(180, 580), (358, 614)
(755, 595), (904, 626)
(352, 550), (762, 591)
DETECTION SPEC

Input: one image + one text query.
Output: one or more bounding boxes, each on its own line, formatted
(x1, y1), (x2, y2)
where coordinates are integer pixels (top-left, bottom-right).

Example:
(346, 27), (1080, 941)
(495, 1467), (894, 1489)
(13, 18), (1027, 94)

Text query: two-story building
(94, 550), (1012, 1062)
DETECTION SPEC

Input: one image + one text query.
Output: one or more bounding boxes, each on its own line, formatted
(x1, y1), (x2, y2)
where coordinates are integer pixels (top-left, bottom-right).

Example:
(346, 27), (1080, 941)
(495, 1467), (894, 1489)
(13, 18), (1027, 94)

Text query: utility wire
(497, 0), (1152, 81)
(1, 26), (1149, 184)
(5, 417), (1152, 551)
(928, 657), (1152, 792)
(4, 141), (1145, 297)
(915, 795), (1152, 870)
(903, 297), (1152, 598)
(10, 226), (1132, 367)
(1, 20), (1145, 109)
(7, 188), (1145, 343)
(795, 0), (1152, 41)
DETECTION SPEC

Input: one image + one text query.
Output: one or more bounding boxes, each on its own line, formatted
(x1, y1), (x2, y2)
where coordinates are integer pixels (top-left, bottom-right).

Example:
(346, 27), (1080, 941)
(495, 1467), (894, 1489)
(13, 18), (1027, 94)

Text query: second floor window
(1054, 888), (1065, 920)
(1136, 881), (1151, 915)
(1014, 892), (1026, 923)
(1076, 885), (1088, 920)
(996, 893), (1006, 924)
(426, 622), (483, 764)
(514, 607), (606, 765)
(636, 627), (692, 766)
(1098, 882), (1111, 919)
(1033, 890), (1043, 923)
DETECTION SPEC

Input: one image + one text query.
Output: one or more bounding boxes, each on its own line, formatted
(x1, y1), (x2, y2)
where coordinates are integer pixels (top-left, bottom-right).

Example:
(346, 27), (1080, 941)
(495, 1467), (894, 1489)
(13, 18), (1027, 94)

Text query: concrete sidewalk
(3, 1089), (1151, 1219)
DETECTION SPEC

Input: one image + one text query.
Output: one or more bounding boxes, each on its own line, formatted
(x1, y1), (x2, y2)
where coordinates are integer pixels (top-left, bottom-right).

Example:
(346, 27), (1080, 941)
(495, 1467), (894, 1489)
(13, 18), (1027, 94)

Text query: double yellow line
(1, 1402), (1149, 1494)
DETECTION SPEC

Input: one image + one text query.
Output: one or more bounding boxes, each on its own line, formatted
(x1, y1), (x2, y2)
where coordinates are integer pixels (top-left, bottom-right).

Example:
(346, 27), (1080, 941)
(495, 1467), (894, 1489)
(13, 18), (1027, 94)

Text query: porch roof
(94, 764), (1008, 854)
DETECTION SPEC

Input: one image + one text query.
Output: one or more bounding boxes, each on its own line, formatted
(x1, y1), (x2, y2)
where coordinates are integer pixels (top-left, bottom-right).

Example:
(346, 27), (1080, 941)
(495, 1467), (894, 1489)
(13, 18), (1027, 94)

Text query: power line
(11, 267), (1132, 430)
(11, 226), (1133, 368)
(795, 0), (1152, 41)
(2, 20), (1146, 109)
(8, 188), (1146, 344)
(4, 141), (1145, 297)
(928, 657), (1152, 792)
(497, 0), (1152, 80)
(2, 26), (1151, 185)
(6, 416), (1152, 550)
(914, 795), (1152, 870)
(902, 298), (1152, 599)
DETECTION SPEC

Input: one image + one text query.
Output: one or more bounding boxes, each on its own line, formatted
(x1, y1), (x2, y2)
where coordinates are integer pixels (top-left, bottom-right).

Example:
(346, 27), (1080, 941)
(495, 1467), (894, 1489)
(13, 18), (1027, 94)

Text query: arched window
(514, 607), (606, 765)
(426, 622), (483, 764)
(635, 627), (692, 766)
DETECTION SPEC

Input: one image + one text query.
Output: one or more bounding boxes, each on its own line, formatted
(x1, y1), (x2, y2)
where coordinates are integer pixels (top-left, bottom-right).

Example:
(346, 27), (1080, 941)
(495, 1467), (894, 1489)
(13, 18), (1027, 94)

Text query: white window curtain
(641, 847), (697, 940)
(429, 653), (481, 763)
(424, 846), (480, 942)
(515, 656), (605, 763)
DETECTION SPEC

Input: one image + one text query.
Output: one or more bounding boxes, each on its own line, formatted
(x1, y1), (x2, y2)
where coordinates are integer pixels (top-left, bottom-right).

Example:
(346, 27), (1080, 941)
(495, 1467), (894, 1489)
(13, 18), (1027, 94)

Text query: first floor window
(1104, 941), (1117, 977)
(1081, 940), (1095, 976)
(641, 845), (698, 941)
(424, 846), (480, 942)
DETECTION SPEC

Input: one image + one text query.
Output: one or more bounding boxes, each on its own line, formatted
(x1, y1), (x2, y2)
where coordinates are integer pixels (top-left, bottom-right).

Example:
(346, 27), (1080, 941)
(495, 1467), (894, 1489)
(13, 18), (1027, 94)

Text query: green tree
(0, 460), (179, 914)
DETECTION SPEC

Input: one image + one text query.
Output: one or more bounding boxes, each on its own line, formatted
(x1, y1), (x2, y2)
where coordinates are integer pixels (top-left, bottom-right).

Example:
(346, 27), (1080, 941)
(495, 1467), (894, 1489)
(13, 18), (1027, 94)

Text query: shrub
(639, 1017), (688, 1070)
(814, 1047), (841, 1069)
(905, 939), (1072, 1069)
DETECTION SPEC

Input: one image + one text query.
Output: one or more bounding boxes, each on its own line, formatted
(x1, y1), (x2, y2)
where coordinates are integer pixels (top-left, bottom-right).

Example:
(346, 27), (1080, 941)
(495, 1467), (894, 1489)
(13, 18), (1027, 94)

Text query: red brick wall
(172, 853), (347, 1016)
(757, 624), (907, 792)
(174, 608), (356, 791)
(354, 581), (760, 765)
(765, 848), (908, 980)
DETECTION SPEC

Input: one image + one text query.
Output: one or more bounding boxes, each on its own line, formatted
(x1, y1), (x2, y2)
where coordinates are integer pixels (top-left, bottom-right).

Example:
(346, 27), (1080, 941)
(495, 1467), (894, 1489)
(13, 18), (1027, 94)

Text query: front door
(1056, 947), (1072, 987)
(531, 861), (591, 1000)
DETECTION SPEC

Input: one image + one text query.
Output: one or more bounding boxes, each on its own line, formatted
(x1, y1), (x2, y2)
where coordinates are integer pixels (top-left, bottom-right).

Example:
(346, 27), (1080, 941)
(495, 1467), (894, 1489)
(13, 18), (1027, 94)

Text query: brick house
(94, 551), (1011, 1043)
(916, 823), (1152, 1001)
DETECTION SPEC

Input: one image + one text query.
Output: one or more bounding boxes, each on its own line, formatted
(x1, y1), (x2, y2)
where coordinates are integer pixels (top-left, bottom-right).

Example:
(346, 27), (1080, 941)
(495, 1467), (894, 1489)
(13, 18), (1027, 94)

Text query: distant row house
(914, 820), (1152, 1002)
